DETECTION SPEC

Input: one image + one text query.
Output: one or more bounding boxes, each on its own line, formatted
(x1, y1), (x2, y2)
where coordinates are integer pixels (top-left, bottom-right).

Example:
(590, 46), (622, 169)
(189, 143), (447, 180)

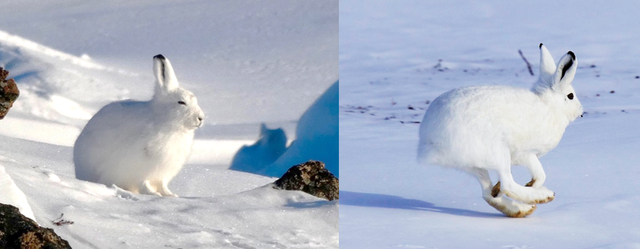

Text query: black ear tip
(567, 51), (575, 60)
(154, 54), (166, 60)
(539, 43), (544, 49)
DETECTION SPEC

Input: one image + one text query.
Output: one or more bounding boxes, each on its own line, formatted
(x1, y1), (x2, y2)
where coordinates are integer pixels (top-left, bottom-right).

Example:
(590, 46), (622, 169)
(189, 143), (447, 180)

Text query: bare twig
(52, 213), (74, 226)
(518, 49), (534, 76)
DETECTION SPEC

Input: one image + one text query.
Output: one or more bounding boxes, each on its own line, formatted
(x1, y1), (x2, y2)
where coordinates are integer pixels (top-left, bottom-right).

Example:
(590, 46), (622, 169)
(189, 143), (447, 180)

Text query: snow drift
(0, 165), (36, 221)
(229, 123), (288, 173)
(230, 81), (339, 178)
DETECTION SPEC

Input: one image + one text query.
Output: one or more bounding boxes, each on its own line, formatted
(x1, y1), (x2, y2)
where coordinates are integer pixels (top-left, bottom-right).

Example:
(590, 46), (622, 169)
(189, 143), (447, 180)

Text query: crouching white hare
(417, 44), (583, 217)
(74, 55), (204, 197)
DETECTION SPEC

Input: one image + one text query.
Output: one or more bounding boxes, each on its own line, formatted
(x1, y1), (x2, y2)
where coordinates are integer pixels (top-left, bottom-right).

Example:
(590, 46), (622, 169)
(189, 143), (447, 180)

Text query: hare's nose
(196, 116), (204, 128)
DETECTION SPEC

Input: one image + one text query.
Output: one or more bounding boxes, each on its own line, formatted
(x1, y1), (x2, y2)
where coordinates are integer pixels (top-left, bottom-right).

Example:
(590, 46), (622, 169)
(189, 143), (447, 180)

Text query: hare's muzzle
(196, 116), (204, 127)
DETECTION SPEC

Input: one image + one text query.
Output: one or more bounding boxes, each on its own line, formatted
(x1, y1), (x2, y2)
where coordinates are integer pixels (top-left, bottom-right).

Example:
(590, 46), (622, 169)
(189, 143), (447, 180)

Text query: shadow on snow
(340, 191), (503, 218)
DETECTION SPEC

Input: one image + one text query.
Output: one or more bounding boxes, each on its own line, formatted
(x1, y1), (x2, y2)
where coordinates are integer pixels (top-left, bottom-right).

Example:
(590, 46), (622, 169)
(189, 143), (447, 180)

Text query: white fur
(74, 55), (204, 197)
(417, 44), (583, 217)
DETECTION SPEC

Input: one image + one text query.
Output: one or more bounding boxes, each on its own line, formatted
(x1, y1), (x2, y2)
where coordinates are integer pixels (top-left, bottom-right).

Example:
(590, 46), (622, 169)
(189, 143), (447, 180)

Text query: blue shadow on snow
(340, 191), (503, 218)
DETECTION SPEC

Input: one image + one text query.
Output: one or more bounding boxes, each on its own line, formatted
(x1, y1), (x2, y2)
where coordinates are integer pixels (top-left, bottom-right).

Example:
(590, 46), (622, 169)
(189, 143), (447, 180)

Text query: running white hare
(74, 55), (205, 197)
(417, 44), (583, 217)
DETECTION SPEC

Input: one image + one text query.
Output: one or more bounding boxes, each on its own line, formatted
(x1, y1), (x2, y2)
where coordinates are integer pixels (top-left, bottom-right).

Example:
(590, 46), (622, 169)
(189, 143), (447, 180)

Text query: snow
(230, 81), (340, 177)
(270, 81), (339, 177)
(0, 1), (337, 248)
(229, 124), (288, 174)
(340, 0), (640, 248)
(0, 165), (36, 222)
(239, 81), (339, 177)
(0, 0), (337, 125)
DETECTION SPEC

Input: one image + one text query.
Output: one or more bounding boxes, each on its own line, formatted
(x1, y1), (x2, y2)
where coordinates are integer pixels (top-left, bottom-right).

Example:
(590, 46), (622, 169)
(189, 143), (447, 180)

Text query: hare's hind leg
(465, 168), (536, 218)
(496, 166), (554, 205)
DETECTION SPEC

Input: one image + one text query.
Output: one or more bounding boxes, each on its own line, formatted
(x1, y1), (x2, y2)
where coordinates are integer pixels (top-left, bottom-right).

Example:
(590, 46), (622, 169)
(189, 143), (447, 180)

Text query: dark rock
(273, 160), (339, 201)
(0, 68), (20, 120)
(0, 203), (71, 249)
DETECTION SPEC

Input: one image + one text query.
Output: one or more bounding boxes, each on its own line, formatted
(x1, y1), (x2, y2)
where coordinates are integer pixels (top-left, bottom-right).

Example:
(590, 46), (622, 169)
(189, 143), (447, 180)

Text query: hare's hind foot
(465, 168), (537, 217)
(483, 195), (537, 218)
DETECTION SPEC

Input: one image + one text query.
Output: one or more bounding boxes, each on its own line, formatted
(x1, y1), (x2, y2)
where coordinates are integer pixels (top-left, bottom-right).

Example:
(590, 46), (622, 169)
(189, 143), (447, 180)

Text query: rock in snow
(0, 203), (71, 249)
(0, 67), (19, 120)
(274, 160), (339, 201)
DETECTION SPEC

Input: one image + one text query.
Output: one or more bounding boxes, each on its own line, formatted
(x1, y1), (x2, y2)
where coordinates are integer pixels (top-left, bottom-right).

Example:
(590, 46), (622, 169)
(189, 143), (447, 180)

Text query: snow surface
(340, 1), (640, 248)
(266, 81), (339, 177)
(230, 80), (338, 178)
(0, 165), (36, 222)
(0, 1), (337, 248)
(229, 124), (288, 174)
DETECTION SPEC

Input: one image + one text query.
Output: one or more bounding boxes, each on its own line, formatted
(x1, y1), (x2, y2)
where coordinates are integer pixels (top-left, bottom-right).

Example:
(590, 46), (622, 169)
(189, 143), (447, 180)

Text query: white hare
(417, 44), (583, 217)
(74, 54), (205, 197)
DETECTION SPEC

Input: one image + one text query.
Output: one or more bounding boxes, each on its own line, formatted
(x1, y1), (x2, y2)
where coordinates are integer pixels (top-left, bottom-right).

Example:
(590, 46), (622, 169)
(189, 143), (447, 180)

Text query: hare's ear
(153, 54), (179, 93)
(538, 43), (556, 85)
(552, 51), (577, 89)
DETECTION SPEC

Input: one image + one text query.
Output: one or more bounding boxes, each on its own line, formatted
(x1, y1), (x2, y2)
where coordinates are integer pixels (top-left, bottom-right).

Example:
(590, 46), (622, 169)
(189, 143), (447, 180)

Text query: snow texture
(341, 0), (640, 248)
(0, 1), (338, 248)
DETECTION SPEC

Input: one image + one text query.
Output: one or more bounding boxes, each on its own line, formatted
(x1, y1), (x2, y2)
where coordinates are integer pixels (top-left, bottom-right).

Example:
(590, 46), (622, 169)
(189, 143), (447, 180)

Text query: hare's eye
(567, 93), (574, 100)
(178, 101), (187, 105)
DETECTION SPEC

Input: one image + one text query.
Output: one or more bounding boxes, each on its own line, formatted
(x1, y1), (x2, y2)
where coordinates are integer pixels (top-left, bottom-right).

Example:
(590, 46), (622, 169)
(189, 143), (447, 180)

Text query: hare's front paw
(158, 185), (178, 197)
(530, 187), (555, 204)
(495, 181), (555, 205)
(503, 185), (555, 205)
